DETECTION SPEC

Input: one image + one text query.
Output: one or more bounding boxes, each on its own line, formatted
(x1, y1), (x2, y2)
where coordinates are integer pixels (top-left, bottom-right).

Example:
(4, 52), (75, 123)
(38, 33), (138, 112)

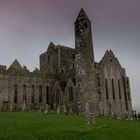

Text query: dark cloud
(0, 0), (139, 111)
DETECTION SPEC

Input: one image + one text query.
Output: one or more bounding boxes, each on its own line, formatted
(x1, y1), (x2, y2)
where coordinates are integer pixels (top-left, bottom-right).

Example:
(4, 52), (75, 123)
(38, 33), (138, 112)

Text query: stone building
(0, 9), (132, 118)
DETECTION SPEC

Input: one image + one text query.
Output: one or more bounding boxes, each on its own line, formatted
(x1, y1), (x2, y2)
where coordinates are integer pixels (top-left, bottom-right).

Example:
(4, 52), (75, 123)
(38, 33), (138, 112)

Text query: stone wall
(99, 50), (132, 118)
(0, 74), (55, 111)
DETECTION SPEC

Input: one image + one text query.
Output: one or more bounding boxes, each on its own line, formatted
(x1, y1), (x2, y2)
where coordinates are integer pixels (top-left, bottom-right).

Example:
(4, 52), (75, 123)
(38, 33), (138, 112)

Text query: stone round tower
(75, 8), (99, 114)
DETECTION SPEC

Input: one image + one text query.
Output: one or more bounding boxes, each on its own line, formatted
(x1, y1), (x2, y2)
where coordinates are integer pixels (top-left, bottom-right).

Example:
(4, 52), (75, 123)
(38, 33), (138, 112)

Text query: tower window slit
(85, 22), (88, 28)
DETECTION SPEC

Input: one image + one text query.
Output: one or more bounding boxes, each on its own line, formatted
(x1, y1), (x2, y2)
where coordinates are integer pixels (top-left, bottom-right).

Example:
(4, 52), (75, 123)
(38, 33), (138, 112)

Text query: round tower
(75, 8), (99, 114)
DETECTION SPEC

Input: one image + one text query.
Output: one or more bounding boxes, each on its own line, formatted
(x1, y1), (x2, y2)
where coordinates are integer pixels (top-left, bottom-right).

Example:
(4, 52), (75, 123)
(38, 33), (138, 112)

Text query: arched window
(39, 85), (42, 104)
(69, 87), (73, 102)
(46, 86), (49, 104)
(14, 85), (18, 104)
(56, 89), (59, 104)
(118, 80), (121, 99)
(23, 85), (27, 103)
(112, 79), (115, 99)
(126, 80), (129, 88)
(105, 79), (109, 100)
(123, 77), (128, 110)
(31, 85), (35, 104)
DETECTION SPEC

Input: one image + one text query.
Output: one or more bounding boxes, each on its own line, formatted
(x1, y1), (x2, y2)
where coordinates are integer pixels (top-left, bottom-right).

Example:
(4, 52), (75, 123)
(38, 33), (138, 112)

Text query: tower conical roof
(75, 8), (90, 22)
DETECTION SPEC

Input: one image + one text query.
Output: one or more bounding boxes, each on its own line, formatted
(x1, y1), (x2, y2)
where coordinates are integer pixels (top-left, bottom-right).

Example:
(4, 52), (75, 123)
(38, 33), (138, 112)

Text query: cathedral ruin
(0, 9), (132, 118)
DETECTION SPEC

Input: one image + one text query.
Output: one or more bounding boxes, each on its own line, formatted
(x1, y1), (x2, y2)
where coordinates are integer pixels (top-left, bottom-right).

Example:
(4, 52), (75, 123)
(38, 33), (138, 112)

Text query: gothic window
(39, 85), (42, 104)
(69, 87), (73, 102)
(112, 79), (115, 99)
(126, 80), (129, 88)
(105, 79), (109, 100)
(31, 85), (35, 104)
(123, 77), (128, 110)
(14, 84), (18, 104)
(46, 86), (49, 104)
(56, 89), (59, 104)
(23, 85), (27, 103)
(118, 80), (121, 99)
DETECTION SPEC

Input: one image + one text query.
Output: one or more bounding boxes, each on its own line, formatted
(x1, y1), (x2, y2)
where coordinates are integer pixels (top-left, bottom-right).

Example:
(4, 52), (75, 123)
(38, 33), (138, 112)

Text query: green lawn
(0, 112), (140, 140)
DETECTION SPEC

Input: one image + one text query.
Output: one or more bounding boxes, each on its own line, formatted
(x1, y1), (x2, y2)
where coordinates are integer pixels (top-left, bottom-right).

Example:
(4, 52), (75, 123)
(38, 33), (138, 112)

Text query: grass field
(0, 112), (140, 140)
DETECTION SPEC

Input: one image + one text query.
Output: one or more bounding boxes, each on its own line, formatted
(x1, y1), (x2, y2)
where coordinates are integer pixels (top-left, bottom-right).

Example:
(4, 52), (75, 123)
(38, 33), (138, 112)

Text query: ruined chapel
(0, 9), (132, 117)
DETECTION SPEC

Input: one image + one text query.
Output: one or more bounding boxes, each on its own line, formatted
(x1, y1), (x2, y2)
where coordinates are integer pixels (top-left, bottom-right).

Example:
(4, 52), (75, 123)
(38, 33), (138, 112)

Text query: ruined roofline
(57, 44), (74, 49)
(0, 59), (42, 76)
(48, 41), (75, 50)
(99, 50), (113, 64)
(40, 42), (75, 56)
(99, 50), (124, 69)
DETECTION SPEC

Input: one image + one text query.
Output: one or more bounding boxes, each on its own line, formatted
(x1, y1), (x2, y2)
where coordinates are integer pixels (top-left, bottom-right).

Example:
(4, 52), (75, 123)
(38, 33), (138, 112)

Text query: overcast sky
(0, 0), (140, 111)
